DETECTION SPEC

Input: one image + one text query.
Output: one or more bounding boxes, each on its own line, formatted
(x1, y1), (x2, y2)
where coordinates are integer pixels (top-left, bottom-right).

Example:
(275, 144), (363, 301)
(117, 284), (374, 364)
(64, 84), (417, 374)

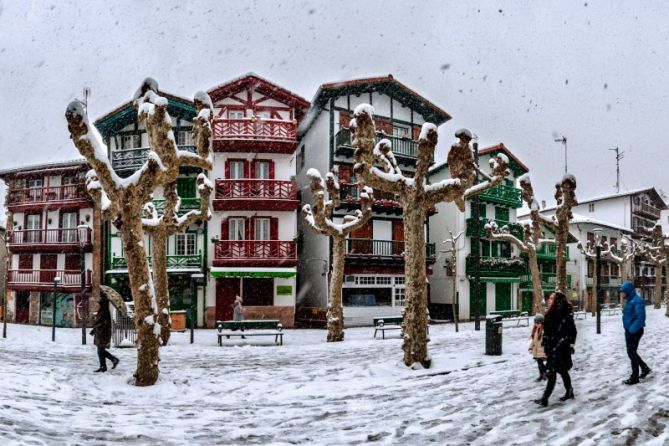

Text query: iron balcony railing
(215, 179), (297, 200)
(7, 269), (91, 288)
(8, 228), (92, 246)
(335, 128), (418, 159)
(212, 118), (297, 142)
(151, 198), (201, 216)
(110, 145), (197, 171)
(477, 184), (523, 208)
(466, 217), (524, 241)
(110, 254), (203, 270)
(214, 240), (297, 261)
(7, 184), (88, 206)
(345, 238), (436, 259)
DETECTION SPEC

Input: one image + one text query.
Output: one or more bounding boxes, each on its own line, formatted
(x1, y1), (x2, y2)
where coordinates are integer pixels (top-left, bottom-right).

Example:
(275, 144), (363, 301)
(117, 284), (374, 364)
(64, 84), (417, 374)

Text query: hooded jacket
(620, 282), (645, 334)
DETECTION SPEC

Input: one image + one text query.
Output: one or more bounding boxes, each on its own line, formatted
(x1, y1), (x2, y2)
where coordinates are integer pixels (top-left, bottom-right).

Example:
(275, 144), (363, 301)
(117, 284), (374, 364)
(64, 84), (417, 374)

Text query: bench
(216, 320), (283, 346)
(373, 317), (403, 339)
(601, 305), (621, 316)
(489, 310), (530, 327)
(574, 311), (588, 320)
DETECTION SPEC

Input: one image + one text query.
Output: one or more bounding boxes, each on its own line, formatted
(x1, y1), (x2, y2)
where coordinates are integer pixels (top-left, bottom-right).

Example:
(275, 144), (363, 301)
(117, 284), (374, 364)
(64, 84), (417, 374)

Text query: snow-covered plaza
(0, 310), (667, 445)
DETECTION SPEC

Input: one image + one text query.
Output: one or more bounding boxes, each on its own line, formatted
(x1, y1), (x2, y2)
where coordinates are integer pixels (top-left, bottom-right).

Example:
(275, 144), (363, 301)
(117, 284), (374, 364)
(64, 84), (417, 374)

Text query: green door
(470, 282), (487, 318)
(521, 290), (532, 313)
(495, 283), (512, 311)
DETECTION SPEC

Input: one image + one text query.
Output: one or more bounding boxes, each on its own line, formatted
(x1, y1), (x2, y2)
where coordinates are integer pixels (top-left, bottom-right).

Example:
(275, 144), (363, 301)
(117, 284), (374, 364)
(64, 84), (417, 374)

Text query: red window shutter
(221, 218), (229, 240)
(245, 217), (252, 240)
(271, 218), (278, 240)
(269, 160), (275, 179)
(250, 161), (256, 179)
(340, 111), (350, 128)
(225, 159), (230, 179)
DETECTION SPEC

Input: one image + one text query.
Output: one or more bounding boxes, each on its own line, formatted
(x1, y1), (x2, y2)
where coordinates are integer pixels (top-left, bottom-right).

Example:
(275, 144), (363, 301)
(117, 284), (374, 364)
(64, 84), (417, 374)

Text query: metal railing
(335, 128), (418, 159)
(215, 179), (297, 200)
(7, 184), (88, 206)
(214, 240), (297, 261)
(8, 227), (91, 246)
(151, 198), (201, 215)
(7, 269), (91, 287)
(110, 145), (197, 171)
(466, 217), (524, 240)
(477, 184), (523, 208)
(110, 254), (203, 270)
(345, 238), (436, 259)
(212, 118), (297, 142)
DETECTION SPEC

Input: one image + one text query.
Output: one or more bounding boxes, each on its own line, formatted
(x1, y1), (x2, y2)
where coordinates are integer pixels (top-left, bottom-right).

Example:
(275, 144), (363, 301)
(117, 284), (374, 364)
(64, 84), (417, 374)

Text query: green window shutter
(491, 241), (499, 257)
(177, 177), (196, 198)
(470, 203), (487, 218)
(481, 240), (491, 257)
(494, 207), (509, 222)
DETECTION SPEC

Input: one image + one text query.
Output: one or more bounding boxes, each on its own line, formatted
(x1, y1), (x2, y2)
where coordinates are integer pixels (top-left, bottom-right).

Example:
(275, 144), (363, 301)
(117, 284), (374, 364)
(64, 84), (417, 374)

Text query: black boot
(534, 398), (548, 407)
(623, 377), (639, 385)
(94, 367), (107, 373)
(111, 357), (120, 369)
(559, 387), (575, 401)
(640, 368), (652, 379)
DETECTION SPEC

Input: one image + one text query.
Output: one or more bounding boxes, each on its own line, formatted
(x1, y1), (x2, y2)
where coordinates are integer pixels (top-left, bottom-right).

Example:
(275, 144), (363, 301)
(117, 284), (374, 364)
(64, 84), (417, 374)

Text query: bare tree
(486, 174), (555, 315)
(352, 105), (509, 368)
(302, 170), (373, 342)
(640, 225), (666, 310)
(142, 177), (213, 345)
(553, 175), (578, 293)
(443, 230), (463, 332)
(65, 79), (213, 386)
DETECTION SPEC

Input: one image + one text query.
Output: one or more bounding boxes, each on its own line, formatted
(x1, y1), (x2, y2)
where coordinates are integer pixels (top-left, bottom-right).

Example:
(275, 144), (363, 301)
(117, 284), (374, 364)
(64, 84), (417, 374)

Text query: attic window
(588, 203), (595, 212)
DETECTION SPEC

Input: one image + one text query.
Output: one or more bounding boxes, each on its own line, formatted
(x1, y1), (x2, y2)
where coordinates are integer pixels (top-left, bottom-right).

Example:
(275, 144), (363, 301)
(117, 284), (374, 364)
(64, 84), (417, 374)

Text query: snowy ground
(0, 310), (667, 446)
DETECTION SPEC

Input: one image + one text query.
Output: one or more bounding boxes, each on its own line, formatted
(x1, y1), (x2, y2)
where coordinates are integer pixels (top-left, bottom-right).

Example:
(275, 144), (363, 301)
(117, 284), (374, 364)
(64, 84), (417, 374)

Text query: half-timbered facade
(206, 73), (309, 327)
(297, 75), (451, 326)
(0, 161), (97, 327)
(95, 93), (209, 327)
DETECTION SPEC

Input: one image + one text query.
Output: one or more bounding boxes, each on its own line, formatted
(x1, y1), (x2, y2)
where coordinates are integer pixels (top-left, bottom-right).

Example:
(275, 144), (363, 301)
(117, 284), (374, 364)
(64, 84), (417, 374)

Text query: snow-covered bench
(489, 310), (530, 328)
(216, 320), (283, 346)
(601, 305), (621, 316)
(574, 311), (587, 320)
(373, 317), (403, 339)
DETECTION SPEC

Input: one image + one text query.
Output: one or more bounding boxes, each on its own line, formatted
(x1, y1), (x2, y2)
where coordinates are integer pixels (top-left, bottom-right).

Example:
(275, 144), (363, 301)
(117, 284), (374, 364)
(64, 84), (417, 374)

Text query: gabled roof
(207, 72), (310, 120)
(0, 159), (89, 179)
(94, 92), (196, 138)
(429, 142), (529, 178)
(300, 74), (451, 135)
(524, 187), (668, 214)
(569, 213), (634, 233)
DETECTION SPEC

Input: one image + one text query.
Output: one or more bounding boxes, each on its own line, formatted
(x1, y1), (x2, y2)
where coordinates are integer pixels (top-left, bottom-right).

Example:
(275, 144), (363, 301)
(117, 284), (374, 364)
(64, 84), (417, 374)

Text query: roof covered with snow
(523, 186), (668, 214)
(300, 75), (451, 135)
(0, 159), (89, 179)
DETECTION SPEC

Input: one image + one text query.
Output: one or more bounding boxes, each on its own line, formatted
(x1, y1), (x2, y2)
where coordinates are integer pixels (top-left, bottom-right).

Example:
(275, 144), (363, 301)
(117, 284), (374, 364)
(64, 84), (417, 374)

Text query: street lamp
(471, 132), (482, 331)
(52, 276), (61, 342)
(77, 224), (89, 345)
(593, 227), (603, 334)
(554, 135), (568, 174)
(189, 273), (205, 344)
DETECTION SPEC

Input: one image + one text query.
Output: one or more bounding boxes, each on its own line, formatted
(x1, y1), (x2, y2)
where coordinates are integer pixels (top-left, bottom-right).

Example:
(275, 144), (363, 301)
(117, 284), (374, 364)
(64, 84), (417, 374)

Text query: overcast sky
(1, 0), (668, 225)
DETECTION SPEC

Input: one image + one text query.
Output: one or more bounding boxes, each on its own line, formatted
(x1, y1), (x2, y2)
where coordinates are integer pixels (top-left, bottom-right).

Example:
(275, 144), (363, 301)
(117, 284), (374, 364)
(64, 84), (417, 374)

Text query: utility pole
(472, 135), (481, 331)
(609, 147), (624, 193)
(554, 135), (568, 174)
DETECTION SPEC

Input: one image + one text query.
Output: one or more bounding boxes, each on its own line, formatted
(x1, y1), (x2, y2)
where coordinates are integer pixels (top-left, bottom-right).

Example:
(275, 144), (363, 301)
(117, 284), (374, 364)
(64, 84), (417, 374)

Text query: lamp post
(189, 273), (205, 344)
(554, 135), (568, 174)
(472, 134), (481, 331)
(594, 227), (603, 334)
(52, 276), (61, 342)
(77, 224), (89, 345)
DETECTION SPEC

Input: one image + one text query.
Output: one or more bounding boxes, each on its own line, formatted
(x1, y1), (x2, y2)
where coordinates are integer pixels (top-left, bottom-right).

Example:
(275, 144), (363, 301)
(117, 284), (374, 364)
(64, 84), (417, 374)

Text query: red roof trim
(479, 143), (530, 173)
(208, 73), (310, 110)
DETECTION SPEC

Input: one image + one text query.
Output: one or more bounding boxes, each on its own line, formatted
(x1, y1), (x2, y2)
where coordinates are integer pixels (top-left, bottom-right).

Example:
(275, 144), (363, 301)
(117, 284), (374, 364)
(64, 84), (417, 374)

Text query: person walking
(232, 295), (244, 322)
(529, 314), (547, 381)
(90, 294), (119, 373)
(535, 291), (577, 407)
(620, 281), (651, 385)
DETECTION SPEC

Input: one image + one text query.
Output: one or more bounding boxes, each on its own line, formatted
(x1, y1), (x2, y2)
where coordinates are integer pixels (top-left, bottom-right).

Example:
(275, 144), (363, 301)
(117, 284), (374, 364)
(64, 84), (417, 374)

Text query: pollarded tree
(302, 170), (373, 342)
(352, 105), (509, 368)
(553, 175), (578, 293)
(641, 225), (667, 310)
(142, 176), (213, 345)
(65, 79), (213, 386)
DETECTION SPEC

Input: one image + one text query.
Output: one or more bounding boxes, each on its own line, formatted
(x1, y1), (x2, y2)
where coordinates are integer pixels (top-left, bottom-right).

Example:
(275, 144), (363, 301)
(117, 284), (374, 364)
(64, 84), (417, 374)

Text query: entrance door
(15, 291), (30, 323)
(469, 282), (487, 318)
(350, 220), (372, 254)
(216, 278), (240, 321)
(495, 283), (512, 311)
(243, 278), (273, 306)
(40, 254), (58, 283)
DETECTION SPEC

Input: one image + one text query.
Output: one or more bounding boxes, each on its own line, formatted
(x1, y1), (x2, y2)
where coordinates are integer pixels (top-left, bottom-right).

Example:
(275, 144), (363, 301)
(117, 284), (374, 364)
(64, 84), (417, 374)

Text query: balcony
(213, 240), (297, 267)
(339, 182), (402, 215)
(465, 256), (527, 278)
(335, 128), (418, 165)
(8, 228), (92, 253)
(521, 273), (572, 289)
(6, 184), (90, 211)
(586, 276), (622, 288)
(213, 179), (298, 211)
(632, 221), (655, 235)
(476, 184), (523, 208)
(109, 254), (203, 271)
(7, 269), (92, 291)
(212, 118), (298, 153)
(110, 145), (196, 173)
(466, 217), (524, 241)
(151, 198), (201, 216)
(632, 202), (661, 219)
(344, 239), (436, 265)
(536, 243), (570, 261)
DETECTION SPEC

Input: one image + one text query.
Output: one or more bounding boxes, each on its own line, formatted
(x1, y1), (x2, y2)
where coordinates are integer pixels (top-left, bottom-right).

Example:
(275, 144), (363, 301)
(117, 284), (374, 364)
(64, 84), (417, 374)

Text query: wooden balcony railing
(345, 238), (436, 260)
(8, 228), (92, 250)
(213, 240), (297, 266)
(7, 184), (88, 207)
(110, 254), (203, 270)
(215, 179), (297, 200)
(212, 118), (297, 142)
(110, 145), (196, 171)
(7, 269), (91, 289)
(632, 202), (661, 219)
(335, 128), (417, 159)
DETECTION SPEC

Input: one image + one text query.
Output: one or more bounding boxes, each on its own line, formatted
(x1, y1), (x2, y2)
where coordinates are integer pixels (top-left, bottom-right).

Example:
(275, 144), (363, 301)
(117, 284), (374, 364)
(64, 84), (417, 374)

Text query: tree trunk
(402, 205), (430, 368)
(654, 268), (662, 309)
(152, 232), (171, 345)
(327, 236), (346, 342)
(120, 201), (160, 387)
(555, 226), (569, 293)
(665, 262), (669, 317)
(527, 248), (545, 314)
(621, 260), (628, 283)
(451, 259), (459, 332)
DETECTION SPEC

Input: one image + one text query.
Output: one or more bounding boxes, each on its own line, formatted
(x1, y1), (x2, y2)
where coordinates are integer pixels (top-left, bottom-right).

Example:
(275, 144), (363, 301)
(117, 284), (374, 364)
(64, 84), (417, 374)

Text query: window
(175, 233), (197, 255)
(394, 287), (406, 307)
(177, 130), (194, 146)
(229, 218), (245, 240)
(26, 214), (41, 243)
(28, 178), (43, 201)
(254, 218), (271, 241)
(498, 241), (511, 258)
(588, 203), (595, 212)
(176, 177), (196, 198)
(392, 125), (410, 138)
(61, 212), (78, 242)
(62, 176), (77, 185)
(256, 111), (270, 119)
(394, 276), (405, 285)
(28, 178), (43, 188)
(18, 254), (33, 271)
(377, 277), (392, 285)
(229, 161), (245, 179)
(255, 161), (271, 179)
(228, 110), (244, 119)
(494, 207), (509, 222)
(123, 134), (141, 149)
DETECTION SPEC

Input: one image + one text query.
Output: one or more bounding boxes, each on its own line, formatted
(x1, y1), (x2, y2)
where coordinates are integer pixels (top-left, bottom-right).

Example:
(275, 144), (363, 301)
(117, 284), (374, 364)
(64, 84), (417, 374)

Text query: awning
(210, 267), (297, 279)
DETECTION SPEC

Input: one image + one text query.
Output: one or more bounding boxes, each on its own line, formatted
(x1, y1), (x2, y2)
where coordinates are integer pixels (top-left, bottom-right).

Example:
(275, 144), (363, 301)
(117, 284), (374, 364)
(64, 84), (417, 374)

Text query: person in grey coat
(90, 294), (119, 373)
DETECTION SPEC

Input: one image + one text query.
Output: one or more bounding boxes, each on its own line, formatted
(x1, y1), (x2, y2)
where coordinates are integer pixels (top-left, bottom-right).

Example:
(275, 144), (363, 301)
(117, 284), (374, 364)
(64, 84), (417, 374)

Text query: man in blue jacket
(620, 281), (651, 385)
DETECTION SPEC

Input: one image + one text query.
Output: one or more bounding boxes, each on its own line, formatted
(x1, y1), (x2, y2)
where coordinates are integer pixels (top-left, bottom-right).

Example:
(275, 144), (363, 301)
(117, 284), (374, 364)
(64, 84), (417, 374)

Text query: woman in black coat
(535, 291), (577, 406)
(90, 294), (119, 373)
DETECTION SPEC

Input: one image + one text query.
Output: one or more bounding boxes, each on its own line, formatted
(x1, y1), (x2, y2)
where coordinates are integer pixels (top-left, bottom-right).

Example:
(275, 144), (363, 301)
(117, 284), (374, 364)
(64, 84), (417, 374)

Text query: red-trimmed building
(296, 75), (451, 325)
(206, 73), (309, 327)
(0, 160), (98, 327)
